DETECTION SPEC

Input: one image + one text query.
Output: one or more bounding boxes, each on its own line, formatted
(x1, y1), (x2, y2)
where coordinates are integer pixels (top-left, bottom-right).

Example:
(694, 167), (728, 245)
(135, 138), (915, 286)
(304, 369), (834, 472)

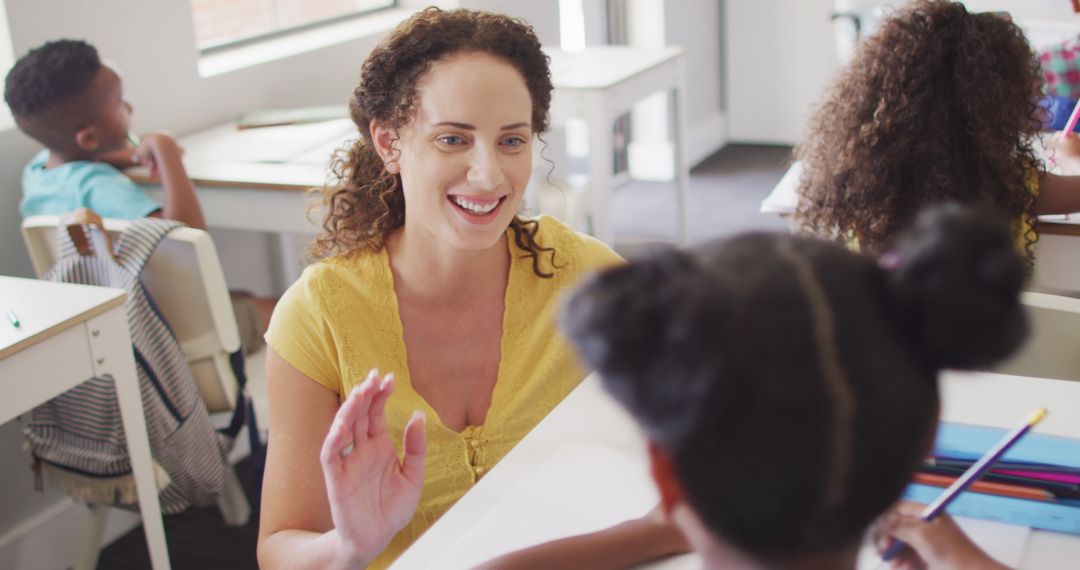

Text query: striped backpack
(25, 217), (229, 514)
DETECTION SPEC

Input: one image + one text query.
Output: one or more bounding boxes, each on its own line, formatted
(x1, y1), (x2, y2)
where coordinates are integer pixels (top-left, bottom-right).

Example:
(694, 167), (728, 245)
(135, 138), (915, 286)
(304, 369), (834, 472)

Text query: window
(190, 0), (396, 50)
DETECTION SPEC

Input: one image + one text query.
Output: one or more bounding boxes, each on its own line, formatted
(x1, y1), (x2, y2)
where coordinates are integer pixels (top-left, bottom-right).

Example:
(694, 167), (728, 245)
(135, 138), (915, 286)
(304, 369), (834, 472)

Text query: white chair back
(21, 215), (241, 413)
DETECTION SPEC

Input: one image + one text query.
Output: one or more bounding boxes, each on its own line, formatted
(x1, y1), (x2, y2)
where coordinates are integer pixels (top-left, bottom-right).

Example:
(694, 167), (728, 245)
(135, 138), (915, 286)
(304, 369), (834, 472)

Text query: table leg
(88, 308), (171, 569)
(670, 77), (690, 245)
(586, 95), (615, 245)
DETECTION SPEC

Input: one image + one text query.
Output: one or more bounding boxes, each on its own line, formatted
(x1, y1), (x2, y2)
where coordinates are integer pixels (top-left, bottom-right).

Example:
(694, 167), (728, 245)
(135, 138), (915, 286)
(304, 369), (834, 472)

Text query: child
(480, 205), (1025, 569)
(5, 39), (204, 229)
(796, 0), (1080, 268)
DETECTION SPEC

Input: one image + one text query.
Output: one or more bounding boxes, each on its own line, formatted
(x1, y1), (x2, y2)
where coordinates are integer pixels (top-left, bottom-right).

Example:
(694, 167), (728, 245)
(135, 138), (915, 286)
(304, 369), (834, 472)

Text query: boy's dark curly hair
(311, 7), (559, 277)
(795, 0), (1045, 267)
(5, 39), (103, 150)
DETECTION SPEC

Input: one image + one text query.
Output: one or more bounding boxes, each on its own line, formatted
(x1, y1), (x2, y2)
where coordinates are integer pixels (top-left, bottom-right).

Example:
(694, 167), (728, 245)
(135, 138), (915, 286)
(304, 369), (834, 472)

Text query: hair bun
(884, 203), (1028, 370)
(562, 248), (699, 379)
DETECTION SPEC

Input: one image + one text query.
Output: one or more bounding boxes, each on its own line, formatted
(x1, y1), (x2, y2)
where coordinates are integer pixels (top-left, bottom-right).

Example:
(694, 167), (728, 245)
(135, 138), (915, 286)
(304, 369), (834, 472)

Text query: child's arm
(135, 133), (206, 229)
(473, 511), (689, 570)
(1033, 172), (1080, 216)
(875, 501), (1009, 570)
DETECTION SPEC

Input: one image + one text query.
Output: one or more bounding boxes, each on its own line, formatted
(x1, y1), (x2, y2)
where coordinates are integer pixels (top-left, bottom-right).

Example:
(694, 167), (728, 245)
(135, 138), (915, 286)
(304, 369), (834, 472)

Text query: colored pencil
(926, 457), (1080, 475)
(913, 472), (1053, 501)
(127, 131), (140, 148)
(882, 408), (1048, 562)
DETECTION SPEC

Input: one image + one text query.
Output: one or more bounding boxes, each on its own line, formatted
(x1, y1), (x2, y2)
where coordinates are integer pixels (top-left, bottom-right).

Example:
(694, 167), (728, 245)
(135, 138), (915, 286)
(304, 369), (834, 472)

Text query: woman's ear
(370, 119), (400, 174)
(647, 440), (686, 518)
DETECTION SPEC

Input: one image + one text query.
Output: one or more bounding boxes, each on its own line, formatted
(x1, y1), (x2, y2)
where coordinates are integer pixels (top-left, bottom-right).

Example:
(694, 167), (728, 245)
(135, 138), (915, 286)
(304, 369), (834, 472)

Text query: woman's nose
(466, 146), (506, 191)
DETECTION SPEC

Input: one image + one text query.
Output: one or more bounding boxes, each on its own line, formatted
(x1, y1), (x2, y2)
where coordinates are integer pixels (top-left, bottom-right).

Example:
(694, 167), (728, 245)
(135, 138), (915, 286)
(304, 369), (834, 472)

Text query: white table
(546, 46), (690, 245)
(0, 277), (170, 570)
(132, 46), (691, 245)
(390, 372), (1080, 570)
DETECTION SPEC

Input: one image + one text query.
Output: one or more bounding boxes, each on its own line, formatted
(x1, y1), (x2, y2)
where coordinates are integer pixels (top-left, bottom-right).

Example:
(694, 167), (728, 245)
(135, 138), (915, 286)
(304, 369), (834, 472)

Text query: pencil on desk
(882, 407), (1049, 562)
(1058, 98), (1080, 142)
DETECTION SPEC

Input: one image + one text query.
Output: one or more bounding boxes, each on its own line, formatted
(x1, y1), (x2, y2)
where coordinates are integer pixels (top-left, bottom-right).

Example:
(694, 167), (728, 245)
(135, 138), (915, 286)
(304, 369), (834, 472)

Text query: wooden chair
(21, 212), (266, 569)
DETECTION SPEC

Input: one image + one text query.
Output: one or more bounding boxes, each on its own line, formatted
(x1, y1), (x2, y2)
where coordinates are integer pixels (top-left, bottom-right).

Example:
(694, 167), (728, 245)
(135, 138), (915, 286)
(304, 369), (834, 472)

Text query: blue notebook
(1042, 95), (1080, 133)
(902, 422), (1080, 534)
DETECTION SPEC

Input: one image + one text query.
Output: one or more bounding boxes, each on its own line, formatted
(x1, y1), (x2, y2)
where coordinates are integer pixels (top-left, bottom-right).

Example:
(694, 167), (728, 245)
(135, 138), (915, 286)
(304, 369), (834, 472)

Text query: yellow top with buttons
(265, 215), (622, 569)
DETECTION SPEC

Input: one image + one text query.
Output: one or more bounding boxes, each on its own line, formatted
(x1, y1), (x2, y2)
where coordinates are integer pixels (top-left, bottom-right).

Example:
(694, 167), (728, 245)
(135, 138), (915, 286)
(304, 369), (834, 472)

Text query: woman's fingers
(341, 369), (380, 444)
(367, 373), (395, 438)
(401, 410), (427, 484)
(320, 414), (352, 473)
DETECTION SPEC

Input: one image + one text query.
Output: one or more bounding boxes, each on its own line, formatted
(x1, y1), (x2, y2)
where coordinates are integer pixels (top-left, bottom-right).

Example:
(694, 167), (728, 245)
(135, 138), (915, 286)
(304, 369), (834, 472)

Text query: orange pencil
(914, 472), (1053, 502)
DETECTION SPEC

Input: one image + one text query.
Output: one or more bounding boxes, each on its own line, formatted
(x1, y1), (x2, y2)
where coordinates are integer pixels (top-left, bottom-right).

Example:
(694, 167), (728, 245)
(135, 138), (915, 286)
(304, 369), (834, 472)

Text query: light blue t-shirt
(19, 150), (160, 219)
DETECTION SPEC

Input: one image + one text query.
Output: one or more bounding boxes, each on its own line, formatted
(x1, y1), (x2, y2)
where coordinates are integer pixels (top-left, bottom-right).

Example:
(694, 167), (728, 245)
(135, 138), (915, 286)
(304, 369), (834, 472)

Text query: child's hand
(133, 132), (184, 178)
(1049, 132), (1080, 175)
(873, 501), (1009, 570)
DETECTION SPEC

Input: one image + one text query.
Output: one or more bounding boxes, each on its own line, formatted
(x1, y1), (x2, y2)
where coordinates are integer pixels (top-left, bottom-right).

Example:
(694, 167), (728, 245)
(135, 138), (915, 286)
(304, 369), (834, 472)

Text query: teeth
(451, 196), (498, 214)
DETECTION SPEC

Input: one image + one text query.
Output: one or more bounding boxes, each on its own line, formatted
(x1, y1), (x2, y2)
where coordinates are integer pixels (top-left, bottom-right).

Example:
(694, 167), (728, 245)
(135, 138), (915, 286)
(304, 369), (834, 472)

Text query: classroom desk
(0, 277), (170, 570)
(131, 46), (690, 245)
(759, 161), (1080, 293)
(390, 372), (1080, 570)
(546, 46), (690, 245)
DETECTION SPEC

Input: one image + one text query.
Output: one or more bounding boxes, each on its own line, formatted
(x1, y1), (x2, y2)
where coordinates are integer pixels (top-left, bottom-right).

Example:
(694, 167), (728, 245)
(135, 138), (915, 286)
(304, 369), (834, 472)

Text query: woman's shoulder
(527, 214), (623, 271)
(283, 249), (389, 307)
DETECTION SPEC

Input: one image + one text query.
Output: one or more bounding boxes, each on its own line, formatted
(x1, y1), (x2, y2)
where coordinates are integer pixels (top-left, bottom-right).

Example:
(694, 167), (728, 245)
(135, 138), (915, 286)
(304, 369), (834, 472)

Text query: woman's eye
(437, 135), (464, 146)
(502, 136), (527, 148)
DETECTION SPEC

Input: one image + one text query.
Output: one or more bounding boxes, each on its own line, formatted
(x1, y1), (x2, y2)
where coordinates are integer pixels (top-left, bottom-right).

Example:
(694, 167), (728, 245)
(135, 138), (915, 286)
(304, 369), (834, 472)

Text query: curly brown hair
(309, 7), (559, 277)
(795, 0), (1045, 267)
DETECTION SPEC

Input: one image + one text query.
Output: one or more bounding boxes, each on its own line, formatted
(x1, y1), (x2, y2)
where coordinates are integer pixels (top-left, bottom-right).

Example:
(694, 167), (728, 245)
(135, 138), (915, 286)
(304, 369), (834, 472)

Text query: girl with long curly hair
(796, 0), (1080, 266)
(257, 8), (634, 569)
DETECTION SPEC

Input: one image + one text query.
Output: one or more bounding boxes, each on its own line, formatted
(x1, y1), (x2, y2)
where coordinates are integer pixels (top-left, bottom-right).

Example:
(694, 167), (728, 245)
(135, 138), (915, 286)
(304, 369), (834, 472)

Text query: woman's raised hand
(320, 369), (427, 566)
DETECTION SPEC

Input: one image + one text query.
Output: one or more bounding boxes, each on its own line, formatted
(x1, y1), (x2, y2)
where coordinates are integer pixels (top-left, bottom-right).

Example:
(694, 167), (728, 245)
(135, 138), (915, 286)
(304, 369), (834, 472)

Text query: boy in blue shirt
(5, 39), (205, 229)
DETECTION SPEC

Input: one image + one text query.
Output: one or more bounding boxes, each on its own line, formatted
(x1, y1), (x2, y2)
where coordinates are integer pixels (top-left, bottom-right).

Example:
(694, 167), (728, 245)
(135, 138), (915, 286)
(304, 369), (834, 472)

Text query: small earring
(385, 162), (399, 174)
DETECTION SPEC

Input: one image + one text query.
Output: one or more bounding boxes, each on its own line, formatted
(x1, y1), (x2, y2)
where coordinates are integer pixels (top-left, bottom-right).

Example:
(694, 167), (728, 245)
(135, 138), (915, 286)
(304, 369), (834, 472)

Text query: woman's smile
(447, 194), (507, 224)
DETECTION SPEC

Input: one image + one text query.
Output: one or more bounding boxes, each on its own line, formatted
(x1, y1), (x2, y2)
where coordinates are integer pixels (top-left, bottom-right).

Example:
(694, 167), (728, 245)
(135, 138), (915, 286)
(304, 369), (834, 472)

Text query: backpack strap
(113, 217), (185, 274)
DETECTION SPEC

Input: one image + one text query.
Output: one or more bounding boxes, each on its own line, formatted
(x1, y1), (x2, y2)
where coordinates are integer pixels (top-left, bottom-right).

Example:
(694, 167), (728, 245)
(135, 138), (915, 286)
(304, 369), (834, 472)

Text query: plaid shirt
(1042, 36), (1080, 99)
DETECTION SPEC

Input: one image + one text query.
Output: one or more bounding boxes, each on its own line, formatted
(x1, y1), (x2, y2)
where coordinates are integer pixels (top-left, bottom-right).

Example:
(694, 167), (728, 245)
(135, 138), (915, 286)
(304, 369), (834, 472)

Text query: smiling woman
(255, 8), (630, 570)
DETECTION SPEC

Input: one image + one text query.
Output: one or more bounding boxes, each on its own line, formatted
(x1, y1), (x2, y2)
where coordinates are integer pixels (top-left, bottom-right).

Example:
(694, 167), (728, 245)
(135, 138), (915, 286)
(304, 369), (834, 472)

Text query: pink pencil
(1059, 97), (1080, 142)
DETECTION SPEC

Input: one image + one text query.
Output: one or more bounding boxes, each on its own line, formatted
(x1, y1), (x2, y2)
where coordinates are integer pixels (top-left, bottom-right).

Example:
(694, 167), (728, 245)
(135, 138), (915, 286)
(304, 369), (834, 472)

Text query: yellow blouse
(265, 215), (621, 569)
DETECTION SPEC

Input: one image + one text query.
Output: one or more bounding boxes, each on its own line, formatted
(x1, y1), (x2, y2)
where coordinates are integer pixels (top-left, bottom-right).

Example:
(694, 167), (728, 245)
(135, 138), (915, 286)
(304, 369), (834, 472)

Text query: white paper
(423, 444), (658, 570)
(856, 516), (1031, 570)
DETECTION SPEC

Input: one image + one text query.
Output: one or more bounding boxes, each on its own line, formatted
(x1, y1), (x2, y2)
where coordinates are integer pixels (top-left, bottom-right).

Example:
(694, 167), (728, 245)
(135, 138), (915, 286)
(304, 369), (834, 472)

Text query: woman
(254, 8), (665, 569)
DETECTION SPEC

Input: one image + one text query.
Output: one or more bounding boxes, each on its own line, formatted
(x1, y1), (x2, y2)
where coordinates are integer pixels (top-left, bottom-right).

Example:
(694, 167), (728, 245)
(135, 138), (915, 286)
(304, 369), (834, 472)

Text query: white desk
(546, 46), (690, 245)
(760, 161), (1080, 293)
(132, 46), (691, 245)
(0, 277), (170, 570)
(390, 372), (1080, 570)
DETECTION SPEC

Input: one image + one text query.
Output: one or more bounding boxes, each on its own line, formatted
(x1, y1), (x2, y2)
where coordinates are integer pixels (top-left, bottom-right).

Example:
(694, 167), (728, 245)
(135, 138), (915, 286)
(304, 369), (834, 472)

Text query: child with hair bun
(481, 204), (1025, 570)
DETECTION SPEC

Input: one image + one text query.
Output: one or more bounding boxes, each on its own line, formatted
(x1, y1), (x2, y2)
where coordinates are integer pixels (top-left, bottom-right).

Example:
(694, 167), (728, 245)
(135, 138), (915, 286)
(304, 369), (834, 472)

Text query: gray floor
(95, 143), (794, 569)
(612, 143), (793, 255)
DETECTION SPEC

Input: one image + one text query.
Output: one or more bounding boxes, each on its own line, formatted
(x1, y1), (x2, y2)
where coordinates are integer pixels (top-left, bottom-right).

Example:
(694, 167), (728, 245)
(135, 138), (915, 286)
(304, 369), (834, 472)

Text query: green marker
(127, 131), (140, 147)
(6, 308), (20, 329)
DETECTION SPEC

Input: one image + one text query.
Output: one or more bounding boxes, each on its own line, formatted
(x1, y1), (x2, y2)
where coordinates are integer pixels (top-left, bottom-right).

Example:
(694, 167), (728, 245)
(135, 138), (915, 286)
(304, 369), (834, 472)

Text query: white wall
(664, 0), (724, 164)
(725, 0), (840, 145)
